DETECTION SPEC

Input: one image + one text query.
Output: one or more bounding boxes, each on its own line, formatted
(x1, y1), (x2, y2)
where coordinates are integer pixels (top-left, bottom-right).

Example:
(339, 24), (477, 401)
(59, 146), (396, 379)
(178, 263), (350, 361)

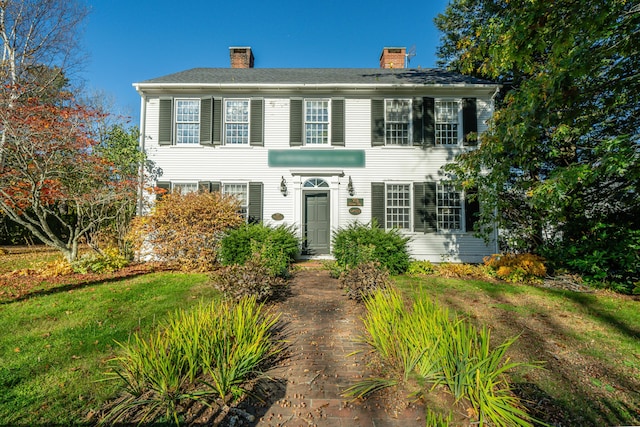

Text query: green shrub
(407, 260), (436, 276)
(105, 298), (280, 424)
(543, 225), (640, 293)
(71, 248), (129, 274)
(332, 221), (411, 275)
(219, 223), (299, 277)
(339, 261), (391, 302)
(210, 257), (288, 302)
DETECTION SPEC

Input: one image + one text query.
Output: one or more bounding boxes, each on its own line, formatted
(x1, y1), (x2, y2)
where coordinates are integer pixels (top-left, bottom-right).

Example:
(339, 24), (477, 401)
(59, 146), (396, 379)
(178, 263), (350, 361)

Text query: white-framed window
(386, 183), (411, 230)
(385, 99), (412, 145)
(175, 99), (200, 144)
(224, 99), (250, 145)
(435, 100), (460, 146)
(437, 182), (463, 231)
(304, 99), (330, 145)
(223, 183), (248, 219)
(172, 182), (199, 195)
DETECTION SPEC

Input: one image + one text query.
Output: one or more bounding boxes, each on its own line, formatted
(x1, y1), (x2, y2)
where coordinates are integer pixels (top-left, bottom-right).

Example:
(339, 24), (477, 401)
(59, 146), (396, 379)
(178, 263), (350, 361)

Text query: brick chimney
(380, 47), (406, 69)
(229, 47), (254, 68)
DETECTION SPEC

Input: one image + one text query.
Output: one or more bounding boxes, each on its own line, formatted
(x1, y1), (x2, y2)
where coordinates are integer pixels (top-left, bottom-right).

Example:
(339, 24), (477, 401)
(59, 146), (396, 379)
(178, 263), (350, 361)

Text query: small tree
(0, 91), (140, 262)
(128, 191), (244, 271)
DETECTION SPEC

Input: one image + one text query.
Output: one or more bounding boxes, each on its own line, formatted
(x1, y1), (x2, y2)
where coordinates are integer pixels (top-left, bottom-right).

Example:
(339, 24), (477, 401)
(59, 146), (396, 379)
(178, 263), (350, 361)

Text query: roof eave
(133, 82), (500, 93)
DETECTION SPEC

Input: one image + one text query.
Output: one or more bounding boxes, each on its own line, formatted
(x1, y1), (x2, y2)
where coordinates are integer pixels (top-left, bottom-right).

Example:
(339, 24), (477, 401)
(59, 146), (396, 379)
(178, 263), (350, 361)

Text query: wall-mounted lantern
(347, 176), (355, 196)
(280, 176), (288, 196)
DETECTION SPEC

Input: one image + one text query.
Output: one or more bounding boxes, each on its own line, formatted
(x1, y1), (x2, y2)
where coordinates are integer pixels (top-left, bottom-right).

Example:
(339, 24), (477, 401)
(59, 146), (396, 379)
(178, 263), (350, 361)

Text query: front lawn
(0, 270), (216, 424)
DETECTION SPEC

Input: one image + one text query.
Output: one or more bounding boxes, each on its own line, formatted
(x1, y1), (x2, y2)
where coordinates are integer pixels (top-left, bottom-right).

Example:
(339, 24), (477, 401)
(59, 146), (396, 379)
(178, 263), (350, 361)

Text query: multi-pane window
(305, 99), (329, 145)
(435, 100), (460, 145)
(386, 183), (411, 229)
(225, 99), (249, 145)
(223, 183), (248, 219)
(385, 99), (411, 145)
(173, 182), (198, 195)
(175, 99), (200, 144)
(437, 183), (463, 231)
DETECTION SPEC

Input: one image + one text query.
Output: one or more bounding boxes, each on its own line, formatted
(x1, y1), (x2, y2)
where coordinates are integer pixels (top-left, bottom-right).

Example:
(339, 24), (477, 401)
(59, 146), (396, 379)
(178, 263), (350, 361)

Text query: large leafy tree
(435, 0), (639, 288)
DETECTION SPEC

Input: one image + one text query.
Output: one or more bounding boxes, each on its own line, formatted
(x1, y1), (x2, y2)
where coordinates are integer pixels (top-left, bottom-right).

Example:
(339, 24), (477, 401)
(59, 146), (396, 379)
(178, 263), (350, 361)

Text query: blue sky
(81, 0), (450, 124)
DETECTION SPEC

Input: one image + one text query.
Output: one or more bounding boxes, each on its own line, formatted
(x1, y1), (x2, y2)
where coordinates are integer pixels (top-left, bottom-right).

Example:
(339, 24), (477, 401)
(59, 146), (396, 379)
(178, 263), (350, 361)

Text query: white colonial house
(133, 47), (500, 262)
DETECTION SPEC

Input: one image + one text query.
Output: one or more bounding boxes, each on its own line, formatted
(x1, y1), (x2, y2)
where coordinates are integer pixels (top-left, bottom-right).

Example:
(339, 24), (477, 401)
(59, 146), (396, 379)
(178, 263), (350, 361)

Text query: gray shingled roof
(138, 68), (496, 86)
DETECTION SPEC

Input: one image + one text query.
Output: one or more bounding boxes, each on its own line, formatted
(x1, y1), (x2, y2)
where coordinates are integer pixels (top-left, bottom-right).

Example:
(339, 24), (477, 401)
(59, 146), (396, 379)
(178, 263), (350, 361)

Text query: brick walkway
(242, 265), (424, 427)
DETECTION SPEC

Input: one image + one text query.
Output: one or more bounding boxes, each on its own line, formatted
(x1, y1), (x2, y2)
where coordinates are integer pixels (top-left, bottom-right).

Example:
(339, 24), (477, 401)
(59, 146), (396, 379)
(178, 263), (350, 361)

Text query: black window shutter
(423, 182), (437, 233)
(213, 98), (222, 146)
(289, 98), (303, 146)
(250, 98), (264, 146)
(413, 183), (425, 232)
(210, 181), (221, 193)
(371, 99), (385, 146)
(200, 98), (213, 146)
(412, 97), (424, 146)
(158, 99), (173, 145)
(462, 98), (478, 146)
(465, 187), (480, 232)
(424, 97), (435, 147)
(331, 98), (345, 146)
(248, 182), (263, 223)
(371, 182), (386, 228)
(156, 181), (171, 200)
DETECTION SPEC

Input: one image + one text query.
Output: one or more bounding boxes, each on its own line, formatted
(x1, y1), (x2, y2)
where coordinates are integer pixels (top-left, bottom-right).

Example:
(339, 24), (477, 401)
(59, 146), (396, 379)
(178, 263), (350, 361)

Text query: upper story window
(175, 99), (200, 144)
(437, 182), (463, 231)
(386, 183), (411, 230)
(435, 100), (460, 146)
(223, 183), (248, 219)
(225, 99), (250, 145)
(385, 99), (412, 145)
(305, 99), (330, 145)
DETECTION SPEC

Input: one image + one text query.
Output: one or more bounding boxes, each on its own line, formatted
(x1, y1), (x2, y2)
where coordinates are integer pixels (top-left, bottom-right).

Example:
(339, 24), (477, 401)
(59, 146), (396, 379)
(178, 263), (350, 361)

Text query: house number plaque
(271, 213), (284, 221)
(349, 207), (362, 215)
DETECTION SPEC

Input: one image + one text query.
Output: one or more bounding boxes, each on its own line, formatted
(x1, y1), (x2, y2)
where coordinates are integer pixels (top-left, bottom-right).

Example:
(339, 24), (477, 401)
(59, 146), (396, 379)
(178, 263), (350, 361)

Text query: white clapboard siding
(142, 94), (498, 262)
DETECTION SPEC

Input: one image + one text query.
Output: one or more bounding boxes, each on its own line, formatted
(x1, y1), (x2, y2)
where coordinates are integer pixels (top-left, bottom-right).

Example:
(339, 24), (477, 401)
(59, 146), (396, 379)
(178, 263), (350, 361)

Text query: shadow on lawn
(0, 263), (164, 305)
(400, 276), (640, 426)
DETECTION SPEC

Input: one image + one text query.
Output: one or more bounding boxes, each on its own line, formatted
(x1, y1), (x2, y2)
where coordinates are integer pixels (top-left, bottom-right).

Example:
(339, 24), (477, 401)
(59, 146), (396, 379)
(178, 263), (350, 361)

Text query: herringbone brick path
(242, 265), (424, 427)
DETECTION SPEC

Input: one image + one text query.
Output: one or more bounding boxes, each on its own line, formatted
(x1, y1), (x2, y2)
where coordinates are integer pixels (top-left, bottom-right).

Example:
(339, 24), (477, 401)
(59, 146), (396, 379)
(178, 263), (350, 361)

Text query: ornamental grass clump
(347, 288), (538, 427)
(104, 298), (281, 425)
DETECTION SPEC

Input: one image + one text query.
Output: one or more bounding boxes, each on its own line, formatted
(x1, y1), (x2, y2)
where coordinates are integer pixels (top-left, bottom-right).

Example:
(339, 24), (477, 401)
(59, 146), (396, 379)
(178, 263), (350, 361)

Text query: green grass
(394, 274), (640, 426)
(0, 271), (216, 425)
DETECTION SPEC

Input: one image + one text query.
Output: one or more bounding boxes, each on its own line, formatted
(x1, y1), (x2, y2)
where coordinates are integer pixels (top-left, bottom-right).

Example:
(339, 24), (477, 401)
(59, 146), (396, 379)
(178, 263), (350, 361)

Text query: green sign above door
(268, 150), (365, 168)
